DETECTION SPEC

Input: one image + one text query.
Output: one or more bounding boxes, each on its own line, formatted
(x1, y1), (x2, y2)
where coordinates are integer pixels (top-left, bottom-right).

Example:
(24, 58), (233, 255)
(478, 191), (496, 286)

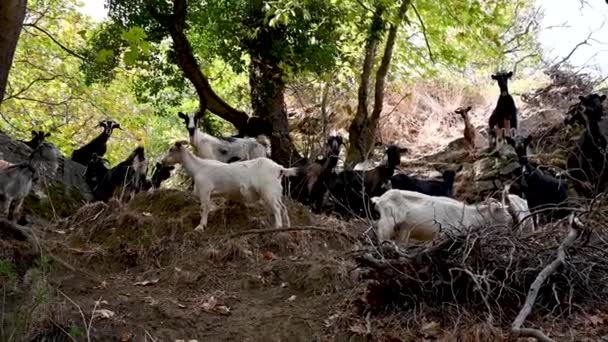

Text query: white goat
(371, 189), (513, 242)
(178, 111), (270, 163)
(161, 141), (297, 231)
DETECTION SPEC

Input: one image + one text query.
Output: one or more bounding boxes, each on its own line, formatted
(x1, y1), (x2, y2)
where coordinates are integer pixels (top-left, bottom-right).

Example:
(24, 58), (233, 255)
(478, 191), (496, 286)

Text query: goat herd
(0, 71), (606, 244)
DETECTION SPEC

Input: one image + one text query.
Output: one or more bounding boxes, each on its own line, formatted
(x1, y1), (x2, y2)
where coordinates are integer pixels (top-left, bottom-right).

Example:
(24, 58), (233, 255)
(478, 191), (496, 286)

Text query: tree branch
(3, 75), (59, 101)
(146, 0), (249, 129)
(22, 23), (85, 60)
(410, 3), (434, 63)
(511, 215), (582, 342)
(370, 0), (410, 124)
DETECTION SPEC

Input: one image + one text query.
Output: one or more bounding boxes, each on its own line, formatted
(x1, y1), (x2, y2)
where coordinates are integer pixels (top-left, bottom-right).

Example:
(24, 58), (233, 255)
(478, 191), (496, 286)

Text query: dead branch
(511, 215), (581, 342)
(222, 226), (358, 242)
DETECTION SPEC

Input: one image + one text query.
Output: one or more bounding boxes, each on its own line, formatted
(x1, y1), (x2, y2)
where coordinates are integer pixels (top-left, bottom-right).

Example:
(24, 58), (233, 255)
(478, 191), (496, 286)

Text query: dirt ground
(18, 190), (366, 341)
(10, 189), (607, 342)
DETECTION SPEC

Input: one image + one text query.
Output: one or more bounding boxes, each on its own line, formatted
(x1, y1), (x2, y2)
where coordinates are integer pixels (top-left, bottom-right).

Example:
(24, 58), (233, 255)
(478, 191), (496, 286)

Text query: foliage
(0, 0), (195, 165)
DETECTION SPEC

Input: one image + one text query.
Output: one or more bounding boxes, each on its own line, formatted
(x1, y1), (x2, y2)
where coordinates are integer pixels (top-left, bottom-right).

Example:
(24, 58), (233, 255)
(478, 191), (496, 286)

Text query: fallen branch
(222, 226), (357, 242)
(511, 215), (581, 342)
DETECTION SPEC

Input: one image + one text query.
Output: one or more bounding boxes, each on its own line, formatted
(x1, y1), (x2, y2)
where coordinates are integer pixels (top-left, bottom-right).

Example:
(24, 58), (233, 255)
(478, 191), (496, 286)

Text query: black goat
(327, 145), (403, 219)
(72, 120), (121, 166)
(506, 135), (569, 224)
(85, 146), (148, 202)
(390, 169), (457, 197)
(233, 116), (274, 138)
(150, 162), (175, 189)
(285, 135), (344, 211)
(23, 130), (50, 150)
(567, 94), (608, 197)
(488, 71), (518, 149)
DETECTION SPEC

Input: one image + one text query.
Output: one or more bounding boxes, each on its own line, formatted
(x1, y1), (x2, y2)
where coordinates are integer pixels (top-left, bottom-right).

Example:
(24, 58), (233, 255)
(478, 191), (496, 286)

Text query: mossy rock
(23, 182), (85, 220)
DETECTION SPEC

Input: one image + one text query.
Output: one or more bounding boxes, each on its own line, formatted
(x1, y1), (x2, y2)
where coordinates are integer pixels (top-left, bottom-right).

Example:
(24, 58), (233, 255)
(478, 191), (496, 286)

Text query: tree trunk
(149, 0), (249, 130)
(249, 45), (303, 166)
(0, 0), (27, 107)
(346, 0), (410, 166)
(345, 5), (385, 166)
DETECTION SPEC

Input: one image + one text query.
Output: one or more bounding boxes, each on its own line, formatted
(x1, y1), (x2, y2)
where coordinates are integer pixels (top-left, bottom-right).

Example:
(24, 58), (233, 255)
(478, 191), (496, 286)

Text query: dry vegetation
(3, 70), (608, 341)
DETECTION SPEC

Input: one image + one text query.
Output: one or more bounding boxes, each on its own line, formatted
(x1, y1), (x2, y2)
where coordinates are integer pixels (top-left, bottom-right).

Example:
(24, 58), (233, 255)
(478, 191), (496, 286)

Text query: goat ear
(524, 135), (532, 145)
(44, 132), (51, 138)
(579, 95), (586, 102)
(466, 106), (472, 112)
(491, 74), (497, 80)
(505, 136), (515, 146)
(194, 111), (204, 120)
(601, 95), (607, 102)
(178, 112), (188, 120)
(31, 130), (37, 137)
(99, 121), (107, 128)
(507, 71), (513, 78)
(113, 123), (122, 130)
(399, 147), (408, 153)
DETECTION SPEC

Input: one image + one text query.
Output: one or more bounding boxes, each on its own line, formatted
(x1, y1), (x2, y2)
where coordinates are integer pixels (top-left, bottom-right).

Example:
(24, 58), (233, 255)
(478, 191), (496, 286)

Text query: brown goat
(455, 106), (478, 149)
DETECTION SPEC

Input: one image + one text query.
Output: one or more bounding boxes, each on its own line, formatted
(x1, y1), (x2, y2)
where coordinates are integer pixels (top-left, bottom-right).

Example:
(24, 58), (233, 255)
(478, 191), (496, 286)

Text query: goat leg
(195, 190), (211, 232)
(3, 197), (12, 219)
(12, 197), (25, 223)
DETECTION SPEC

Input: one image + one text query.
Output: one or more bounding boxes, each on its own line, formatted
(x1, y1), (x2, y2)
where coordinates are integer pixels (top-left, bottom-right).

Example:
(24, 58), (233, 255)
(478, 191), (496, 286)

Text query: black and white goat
(161, 141), (297, 231)
(390, 169), (457, 198)
(150, 162), (175, 190)
(327, 145), (403, 219)
(285, 135), (343, 211)
(0, 143), (59, 221)
(23, 130), (50, 150)
(178, 111), (269, 163)
(85, 146), (148, 202)
(71, 120), (121, 166)
(567, 94), (608, 197)
(488, 71), (518, 149)
(506, 135), (569, 225)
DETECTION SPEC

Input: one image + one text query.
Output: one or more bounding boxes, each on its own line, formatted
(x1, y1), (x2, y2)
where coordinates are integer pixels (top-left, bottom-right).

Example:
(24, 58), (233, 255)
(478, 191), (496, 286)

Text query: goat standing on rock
(161, 141), (297, 231)
(71, 120), (121, 166)
(454, 106), (479, 150)
(488, 71), (518, 150)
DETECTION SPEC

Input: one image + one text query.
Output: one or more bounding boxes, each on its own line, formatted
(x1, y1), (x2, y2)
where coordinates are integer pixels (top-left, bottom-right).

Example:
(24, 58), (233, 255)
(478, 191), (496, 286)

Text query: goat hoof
(194, 225), (206, 232)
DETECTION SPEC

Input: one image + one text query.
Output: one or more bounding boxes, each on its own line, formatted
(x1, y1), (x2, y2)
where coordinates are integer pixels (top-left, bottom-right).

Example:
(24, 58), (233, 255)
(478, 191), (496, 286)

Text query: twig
(511, 215), (581, 341)
(410, 3), (434, 63)
(22, 24), (86, 60)
(221, 226), (357, 242)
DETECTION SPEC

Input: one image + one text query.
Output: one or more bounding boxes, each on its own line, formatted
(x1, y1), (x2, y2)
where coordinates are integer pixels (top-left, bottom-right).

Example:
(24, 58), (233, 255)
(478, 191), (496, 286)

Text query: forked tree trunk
(151, 0), (301, 165)
(346, 0), (410, 166)
(0, 0), (27, 107)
